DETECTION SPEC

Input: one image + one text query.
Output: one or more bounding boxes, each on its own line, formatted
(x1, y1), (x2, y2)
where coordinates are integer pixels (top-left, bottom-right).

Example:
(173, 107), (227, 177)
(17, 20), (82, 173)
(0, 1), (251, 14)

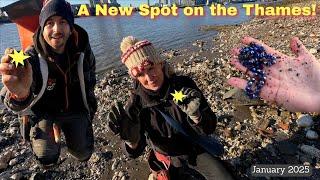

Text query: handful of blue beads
(238, 43), (277, 99)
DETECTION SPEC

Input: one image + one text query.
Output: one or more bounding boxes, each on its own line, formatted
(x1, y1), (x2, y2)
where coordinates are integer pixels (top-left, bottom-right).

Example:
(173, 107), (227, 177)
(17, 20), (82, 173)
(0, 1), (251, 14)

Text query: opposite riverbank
(0, 0), (320, 179)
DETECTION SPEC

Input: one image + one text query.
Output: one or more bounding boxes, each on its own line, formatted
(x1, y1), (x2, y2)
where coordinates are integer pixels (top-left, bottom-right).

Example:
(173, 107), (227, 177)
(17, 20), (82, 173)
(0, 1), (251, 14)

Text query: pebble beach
(1, 0), (320, 179)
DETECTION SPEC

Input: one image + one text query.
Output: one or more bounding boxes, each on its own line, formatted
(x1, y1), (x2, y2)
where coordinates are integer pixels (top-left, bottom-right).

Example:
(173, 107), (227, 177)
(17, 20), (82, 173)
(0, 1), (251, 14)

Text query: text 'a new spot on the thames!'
(76, 4), (318, 19)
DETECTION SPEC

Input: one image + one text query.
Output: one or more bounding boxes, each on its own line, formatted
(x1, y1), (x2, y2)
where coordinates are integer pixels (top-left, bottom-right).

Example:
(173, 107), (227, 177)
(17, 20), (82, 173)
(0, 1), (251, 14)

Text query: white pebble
(309, 48), (317, 54)
(111, 159), (120, 171)
(10, 173), (22, 180)
(9, 158), (18, 166)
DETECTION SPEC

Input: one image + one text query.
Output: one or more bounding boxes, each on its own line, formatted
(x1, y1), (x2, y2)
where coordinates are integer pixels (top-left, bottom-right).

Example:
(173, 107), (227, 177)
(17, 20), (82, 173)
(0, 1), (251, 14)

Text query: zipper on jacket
(55, 65), (69, 111)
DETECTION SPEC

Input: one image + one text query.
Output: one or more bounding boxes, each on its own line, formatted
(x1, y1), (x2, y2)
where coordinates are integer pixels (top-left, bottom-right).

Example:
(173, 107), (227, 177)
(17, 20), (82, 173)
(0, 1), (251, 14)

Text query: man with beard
(0, 0), (97, 166)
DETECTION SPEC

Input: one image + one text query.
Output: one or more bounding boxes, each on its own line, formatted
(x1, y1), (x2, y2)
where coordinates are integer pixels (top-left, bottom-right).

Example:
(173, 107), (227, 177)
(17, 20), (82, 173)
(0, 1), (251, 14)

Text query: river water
(0, 4), (250, 73)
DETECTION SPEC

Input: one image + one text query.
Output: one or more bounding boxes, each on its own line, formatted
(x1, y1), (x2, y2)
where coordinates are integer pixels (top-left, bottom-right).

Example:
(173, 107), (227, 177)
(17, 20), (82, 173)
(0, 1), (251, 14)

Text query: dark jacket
(2, 24), (97, 120)
(123, 73), (217, 164)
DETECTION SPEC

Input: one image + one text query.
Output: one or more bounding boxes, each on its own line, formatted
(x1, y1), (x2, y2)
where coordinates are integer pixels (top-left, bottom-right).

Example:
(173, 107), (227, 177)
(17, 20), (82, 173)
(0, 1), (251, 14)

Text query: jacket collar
(135, 74), (174, 108)
(33, 24), (89, 62)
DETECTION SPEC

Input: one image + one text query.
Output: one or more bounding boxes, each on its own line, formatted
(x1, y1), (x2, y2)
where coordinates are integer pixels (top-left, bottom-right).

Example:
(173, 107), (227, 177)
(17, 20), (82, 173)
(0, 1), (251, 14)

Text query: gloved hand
(174, 88), (202, 123)
(107, 102), (140, 143)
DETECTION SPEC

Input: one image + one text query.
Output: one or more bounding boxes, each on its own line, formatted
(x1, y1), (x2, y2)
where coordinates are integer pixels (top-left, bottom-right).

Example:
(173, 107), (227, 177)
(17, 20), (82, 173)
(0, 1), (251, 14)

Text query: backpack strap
(19, 54), (49, 116)
(156, 109), (224, 158)
(76, 52), (90, 113)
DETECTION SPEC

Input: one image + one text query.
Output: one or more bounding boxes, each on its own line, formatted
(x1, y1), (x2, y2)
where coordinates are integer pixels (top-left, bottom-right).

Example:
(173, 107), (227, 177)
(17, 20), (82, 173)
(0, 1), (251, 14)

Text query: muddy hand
(0, 48), (33, 98)
(228, 36), (320, 112)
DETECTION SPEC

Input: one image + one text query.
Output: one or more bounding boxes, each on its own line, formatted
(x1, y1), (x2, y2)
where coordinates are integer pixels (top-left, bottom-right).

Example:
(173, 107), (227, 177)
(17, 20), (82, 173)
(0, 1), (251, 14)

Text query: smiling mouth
(51, 33), (64, 39)
(51, 36), (63, 40)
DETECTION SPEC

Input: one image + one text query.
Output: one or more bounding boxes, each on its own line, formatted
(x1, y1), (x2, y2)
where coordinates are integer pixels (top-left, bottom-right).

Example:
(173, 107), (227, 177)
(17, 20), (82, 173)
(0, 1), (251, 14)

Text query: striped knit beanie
(120, 36), (162, 71)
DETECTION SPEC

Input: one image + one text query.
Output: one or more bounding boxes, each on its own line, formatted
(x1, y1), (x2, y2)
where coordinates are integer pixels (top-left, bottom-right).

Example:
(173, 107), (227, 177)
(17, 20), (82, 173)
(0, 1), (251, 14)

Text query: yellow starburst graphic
(171, 90), (186, 104)
(8, 49), (30, 67)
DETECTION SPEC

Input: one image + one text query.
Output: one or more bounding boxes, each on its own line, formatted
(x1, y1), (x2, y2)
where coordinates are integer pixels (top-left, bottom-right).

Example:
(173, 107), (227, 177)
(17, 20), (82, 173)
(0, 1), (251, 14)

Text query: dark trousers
(29, 111), (94, 165)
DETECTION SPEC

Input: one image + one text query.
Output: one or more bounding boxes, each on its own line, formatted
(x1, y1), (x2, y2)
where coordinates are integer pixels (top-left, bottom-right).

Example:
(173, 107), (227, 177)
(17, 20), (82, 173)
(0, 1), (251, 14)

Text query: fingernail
(8, 64), (13, 69)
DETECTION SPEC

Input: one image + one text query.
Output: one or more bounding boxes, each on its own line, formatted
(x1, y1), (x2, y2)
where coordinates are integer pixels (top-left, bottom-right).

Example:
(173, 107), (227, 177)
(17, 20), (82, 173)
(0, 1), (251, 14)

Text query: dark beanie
(39, 0), (74, 29)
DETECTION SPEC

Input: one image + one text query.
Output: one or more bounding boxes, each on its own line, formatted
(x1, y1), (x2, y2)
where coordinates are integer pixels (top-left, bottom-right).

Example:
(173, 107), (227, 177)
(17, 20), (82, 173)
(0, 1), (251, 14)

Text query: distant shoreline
(0, 18), (11, 24)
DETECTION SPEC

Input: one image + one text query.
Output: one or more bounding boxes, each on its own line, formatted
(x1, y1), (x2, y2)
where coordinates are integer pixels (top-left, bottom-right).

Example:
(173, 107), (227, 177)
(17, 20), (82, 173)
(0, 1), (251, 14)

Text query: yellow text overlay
(77, 4), (318, 18)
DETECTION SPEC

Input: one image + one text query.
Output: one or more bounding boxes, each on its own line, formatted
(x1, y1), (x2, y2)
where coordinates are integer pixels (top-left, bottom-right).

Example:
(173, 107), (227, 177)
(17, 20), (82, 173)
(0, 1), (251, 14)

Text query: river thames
(0, 5), (250, 73)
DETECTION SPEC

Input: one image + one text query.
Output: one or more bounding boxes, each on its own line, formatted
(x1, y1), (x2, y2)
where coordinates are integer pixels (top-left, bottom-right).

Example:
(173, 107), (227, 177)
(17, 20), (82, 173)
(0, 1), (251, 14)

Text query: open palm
(228, 36), (320, 112)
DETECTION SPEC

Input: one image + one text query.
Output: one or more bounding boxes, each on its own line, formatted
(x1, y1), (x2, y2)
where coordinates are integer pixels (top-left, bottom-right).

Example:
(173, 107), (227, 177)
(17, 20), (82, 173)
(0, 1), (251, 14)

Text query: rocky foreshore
(1, 0), (320, 179)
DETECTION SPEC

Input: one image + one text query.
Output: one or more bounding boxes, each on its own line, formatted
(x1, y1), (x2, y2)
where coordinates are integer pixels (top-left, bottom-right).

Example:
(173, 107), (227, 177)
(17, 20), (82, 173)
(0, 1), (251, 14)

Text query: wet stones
(2, 115), (12, 123)
(306, 130), (319, 140)
(0, 162), (7, 171)
(192, 40), (205, 48)
(8, 158), (19, 166)
(299, 154), (313, 164)
(223, 88), (239, 100)
(8, 127), (19, 135)
(300, 145), (320, 159)
(89, 152), (101, 164)
(234, 122), (242, 131)
(0, 171), (13, 179)
(112, 171), (128, 180)
(112, 158), (120, 171)
(9, 118), (20, 128)
(10, 172), (22, 180)
(30, 172), (45, 180)
(277, 120), (290, 131)
(0, 151), (13, 170)
(274, 131), (290, 142)
(223, 128), (232, 138)
(0, 109), (8, 116)
(297, 114), (314, 128)
(109, 69), (127, 78)
(161, 49), (181, 59)
(295, 114), (319, 140)
(0, 135), (6, 145)
(309, 48), (317, 54)
(256, 118), (271, 131)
